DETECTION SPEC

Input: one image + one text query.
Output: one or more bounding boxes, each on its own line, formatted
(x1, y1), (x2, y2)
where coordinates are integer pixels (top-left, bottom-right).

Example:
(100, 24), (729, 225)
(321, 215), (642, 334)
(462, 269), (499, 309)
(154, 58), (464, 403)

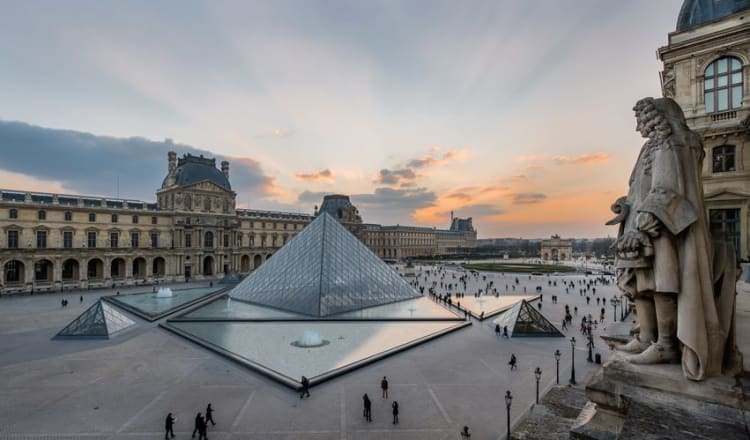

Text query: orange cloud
(553, 153), (611, 165)
(294, 168), (334, 182)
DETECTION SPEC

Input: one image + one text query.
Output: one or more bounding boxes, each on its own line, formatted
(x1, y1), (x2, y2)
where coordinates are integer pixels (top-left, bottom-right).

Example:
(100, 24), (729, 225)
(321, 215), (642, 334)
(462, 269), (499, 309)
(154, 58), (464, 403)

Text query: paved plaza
(1, 265), (638, 439)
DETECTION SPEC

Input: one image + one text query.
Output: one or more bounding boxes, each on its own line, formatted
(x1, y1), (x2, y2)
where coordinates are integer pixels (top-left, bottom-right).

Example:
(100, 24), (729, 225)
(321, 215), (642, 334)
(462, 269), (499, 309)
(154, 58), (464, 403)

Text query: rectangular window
(7, 230), (18, 249)
(87, 232), (97, 248)
(185, 233), (192, 248)
(110, 232), (118, 248)
(132, 215), (139, 224)
(89, 213), (96, 222)
(151, 216), (157, 225)
(712, 145), (736, 173)
(223, 234), (229, 247)
(38, 210), (46, 220)
(111, 214), (118, 223)
(9, 209), (17, 219)
(131, 232), (139, 248)
(150, 232), (158, 248)
(63, 231), (73, 249)
(710, 208), (741, 256)
(64, 211), (72, 221)
(36, 230), (47, 249)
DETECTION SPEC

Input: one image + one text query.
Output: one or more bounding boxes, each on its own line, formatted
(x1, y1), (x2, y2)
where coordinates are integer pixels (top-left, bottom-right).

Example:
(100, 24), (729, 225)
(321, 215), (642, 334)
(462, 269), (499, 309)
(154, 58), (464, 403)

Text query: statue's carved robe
(617, 130), (739, 380)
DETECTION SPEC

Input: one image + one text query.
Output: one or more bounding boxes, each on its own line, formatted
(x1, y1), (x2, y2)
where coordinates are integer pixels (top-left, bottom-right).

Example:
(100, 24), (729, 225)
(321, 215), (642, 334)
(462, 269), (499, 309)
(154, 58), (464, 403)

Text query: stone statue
(607, 97), (741, 381)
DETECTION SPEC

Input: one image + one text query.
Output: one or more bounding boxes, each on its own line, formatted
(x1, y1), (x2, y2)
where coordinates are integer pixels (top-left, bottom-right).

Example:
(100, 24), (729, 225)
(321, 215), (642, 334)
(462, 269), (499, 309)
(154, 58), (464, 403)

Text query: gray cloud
(0, 120), (274, 201)
(297, 190), (330, 204)
(513, 193), (547, 204)
(374, 168), (417, 185)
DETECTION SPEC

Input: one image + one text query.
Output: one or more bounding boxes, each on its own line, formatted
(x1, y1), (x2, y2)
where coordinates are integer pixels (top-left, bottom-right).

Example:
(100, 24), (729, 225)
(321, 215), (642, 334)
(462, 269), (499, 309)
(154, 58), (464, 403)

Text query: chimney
(221, 160), (230, 179)
(165, 151), (177, 186)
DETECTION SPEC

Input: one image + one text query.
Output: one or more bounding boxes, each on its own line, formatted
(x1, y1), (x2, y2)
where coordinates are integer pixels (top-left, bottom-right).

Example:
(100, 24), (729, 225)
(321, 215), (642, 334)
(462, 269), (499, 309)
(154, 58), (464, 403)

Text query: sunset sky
(0, 0), (684, 238)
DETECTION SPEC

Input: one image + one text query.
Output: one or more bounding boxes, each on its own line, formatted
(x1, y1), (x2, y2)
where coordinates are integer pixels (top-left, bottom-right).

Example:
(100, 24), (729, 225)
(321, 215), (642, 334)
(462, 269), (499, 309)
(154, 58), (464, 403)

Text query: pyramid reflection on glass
(230, 212), (420, 317)
(55, 300), (135, 339)
(491, 299), (563, 337)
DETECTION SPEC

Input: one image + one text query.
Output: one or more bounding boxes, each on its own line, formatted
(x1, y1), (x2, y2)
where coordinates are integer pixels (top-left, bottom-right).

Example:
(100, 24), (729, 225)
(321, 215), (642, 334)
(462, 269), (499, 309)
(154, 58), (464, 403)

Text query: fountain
(156, 287), (174, 298)
(291, 330), (330, 348)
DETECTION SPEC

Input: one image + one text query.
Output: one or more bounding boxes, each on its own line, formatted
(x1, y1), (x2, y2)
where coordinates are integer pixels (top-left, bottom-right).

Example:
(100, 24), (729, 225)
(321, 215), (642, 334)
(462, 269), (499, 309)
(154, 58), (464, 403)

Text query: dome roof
(162, 154), (231, 190)
(677, 0), (750, 31)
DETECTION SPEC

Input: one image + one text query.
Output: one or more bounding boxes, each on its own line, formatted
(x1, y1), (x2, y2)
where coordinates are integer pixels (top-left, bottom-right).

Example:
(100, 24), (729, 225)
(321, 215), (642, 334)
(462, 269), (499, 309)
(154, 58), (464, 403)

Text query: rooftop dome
(677, 0), (750, 31)
(162, 154), (231, 190)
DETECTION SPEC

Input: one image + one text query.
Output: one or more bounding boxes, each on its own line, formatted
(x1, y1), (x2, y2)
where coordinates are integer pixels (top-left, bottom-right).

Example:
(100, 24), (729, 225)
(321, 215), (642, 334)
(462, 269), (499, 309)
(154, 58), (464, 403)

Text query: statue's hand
(636, 212), (660, 237)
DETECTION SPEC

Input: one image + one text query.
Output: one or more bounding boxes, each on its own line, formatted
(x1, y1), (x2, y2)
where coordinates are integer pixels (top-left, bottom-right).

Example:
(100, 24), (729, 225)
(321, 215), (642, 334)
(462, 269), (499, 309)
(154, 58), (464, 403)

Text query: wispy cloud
(512, 193), (547, 204)
(553, 153), (611, 165)
(294, 168), (334, 182)
(255, 128), (294, 139)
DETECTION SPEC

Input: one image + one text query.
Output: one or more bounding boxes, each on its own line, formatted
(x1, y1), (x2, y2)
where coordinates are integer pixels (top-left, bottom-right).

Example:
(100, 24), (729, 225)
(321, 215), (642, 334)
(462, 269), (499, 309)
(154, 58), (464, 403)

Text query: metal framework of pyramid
(491, 299), (563, 337)
(230, 212), (420, 317)
(55, 300), (136, 339)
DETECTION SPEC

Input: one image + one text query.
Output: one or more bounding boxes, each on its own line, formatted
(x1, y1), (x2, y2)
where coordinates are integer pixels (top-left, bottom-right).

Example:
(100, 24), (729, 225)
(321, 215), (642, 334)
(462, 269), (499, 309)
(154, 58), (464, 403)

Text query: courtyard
(0, 265), (629, 439)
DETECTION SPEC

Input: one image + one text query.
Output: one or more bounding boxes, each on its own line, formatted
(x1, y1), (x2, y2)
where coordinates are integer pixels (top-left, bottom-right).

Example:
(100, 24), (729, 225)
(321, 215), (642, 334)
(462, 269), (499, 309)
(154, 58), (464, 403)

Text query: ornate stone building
(0, 152), (476, 294)
(540, 235), (572, 261)
(363, 217), (477, 260)
(658, 0), (750, 259)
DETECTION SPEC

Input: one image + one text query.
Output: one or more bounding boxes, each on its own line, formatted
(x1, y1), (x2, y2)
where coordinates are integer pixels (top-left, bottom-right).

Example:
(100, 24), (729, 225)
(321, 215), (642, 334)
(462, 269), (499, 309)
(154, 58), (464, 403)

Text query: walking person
(205, 403), (215, 426)
(495, 324), (500, 336)
(192, 412), (203, 438)
(509, 353), (517, 370)
(165, 412), (175, 439)
(503, 325), (509, 338)
(362, 393), (372, 422)
(300, 376), (310, 398)
(79, 295), (83, 303)
(391, 401), (399, 424)
(381, 376), (389, 398)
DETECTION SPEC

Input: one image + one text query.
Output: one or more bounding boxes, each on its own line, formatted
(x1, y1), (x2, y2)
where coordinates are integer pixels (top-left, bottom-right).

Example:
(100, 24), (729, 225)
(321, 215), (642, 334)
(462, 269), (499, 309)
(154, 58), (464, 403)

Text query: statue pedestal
(570, 354), (746, 439)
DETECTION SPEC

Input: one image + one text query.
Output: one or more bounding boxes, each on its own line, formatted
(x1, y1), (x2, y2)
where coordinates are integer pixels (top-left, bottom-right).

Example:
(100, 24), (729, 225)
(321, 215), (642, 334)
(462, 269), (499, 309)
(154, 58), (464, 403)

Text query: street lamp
(611, 297), (619, 322)
(569, 337), (577, 385)
(554, 350), (561, 385)
(587, 334), (594, 363)
(504, 390), (512, 439)
(534, 367), (542, 404)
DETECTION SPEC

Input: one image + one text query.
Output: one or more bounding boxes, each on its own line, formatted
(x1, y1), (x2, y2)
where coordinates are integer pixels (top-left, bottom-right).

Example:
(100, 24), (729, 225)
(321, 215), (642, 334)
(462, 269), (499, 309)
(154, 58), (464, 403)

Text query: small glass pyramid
(56, 300), (135, 339)
(491, 299), (563, 337)
(230, 213), (420, 316)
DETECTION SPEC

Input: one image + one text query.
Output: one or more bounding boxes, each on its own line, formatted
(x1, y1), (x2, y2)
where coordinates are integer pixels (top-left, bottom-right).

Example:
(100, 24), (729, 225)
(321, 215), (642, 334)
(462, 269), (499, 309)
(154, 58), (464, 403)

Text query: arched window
(704, 57), (743, 113)
(204, 231), (214, 248)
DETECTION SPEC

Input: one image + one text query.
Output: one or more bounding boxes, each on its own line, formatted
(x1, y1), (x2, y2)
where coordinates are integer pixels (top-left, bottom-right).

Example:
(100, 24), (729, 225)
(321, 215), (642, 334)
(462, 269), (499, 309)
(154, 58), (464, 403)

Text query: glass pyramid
(491, 299), (563, 337)
(56, 300), (135, 339)
(230, 212), (420, 316)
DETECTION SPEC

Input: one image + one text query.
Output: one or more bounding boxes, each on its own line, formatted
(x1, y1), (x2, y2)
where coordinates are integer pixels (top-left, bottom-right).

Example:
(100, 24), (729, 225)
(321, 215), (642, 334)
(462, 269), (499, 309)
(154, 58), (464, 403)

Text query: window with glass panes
(709, 208), (741, 255)
(64, 211), (72, 221)
(63, 231), (73, 249)
(87, 232), (97, 248)
(185, 233), (192, 248)
(110, 232), (118, 248)
(131, 232), (139, 248)
(89, 213), (96, 222)
(112, 214), (118, 223)
(38, 210), (46, 220)
(712, 145), (736, 173)
(9, 209), (17, 219)
(150, 232), (158, 247)
(704, 57), (743, 113)
(36, 230), (47, 248)
(7, 230), (18, 249)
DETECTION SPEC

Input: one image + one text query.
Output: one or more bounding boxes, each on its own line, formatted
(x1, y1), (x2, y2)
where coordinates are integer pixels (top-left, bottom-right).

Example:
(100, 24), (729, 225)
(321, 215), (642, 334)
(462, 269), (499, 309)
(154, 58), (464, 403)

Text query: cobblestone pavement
(0, 266), (630, 439)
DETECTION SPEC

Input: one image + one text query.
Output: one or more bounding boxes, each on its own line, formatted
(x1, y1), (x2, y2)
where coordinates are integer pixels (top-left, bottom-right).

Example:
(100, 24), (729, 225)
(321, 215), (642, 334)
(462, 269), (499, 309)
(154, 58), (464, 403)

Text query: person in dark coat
(300, 376), (310, 398)
(495, 324), (500, 336)
(509, 353), (517, 370)
(391, 401), (399, 424)
(205, 403), (215, 426)
(362, 393), (372, 422)
(192, 412), (204, 439)
(165, 412), (175, 439)
(381, 376), (389, 398)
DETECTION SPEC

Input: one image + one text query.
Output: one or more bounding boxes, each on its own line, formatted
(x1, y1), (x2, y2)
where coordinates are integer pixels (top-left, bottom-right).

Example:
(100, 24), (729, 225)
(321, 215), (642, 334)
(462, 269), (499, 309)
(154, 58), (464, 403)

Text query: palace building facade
(0, 152), (476, 294)
(658, 0), (750, 260)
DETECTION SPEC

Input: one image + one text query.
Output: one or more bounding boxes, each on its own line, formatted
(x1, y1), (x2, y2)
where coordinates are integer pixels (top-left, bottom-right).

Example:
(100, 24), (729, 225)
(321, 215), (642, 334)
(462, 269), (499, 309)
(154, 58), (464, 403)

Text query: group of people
(164, 404), (215, 440)
(361, 376), (399, 424)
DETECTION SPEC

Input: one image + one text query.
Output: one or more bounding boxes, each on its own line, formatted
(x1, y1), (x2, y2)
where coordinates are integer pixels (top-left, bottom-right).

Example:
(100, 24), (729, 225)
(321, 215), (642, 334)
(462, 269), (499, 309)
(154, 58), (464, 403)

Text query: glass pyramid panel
(491, 300), (562, 337)
(56, 300), (135, 339)
(230, 213), (420, 316)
